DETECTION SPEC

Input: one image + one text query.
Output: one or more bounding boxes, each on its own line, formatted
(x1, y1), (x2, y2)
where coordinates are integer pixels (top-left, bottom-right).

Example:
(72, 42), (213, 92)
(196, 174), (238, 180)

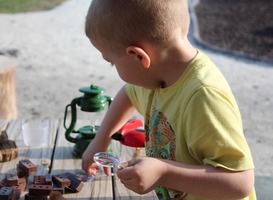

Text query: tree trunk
(0, 65), (17, 120)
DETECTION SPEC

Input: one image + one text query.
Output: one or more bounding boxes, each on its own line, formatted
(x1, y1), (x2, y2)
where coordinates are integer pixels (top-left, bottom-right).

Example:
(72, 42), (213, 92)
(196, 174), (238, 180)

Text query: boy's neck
(153, 37), (198, 88)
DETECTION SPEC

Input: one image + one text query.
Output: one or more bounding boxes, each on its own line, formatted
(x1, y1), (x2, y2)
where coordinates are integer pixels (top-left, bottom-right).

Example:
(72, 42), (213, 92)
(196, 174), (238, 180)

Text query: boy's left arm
(117, 157), (254, 200)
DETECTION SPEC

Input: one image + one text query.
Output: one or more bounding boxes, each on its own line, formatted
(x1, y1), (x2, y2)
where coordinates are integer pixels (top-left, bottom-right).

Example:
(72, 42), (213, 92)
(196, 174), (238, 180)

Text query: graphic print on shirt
(145, 107), (175, 160)
(145, 107), (188, 199)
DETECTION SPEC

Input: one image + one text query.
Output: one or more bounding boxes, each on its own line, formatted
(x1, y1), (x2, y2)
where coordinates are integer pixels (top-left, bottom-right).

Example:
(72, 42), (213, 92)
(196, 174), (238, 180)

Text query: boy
(82, 0), (256, 199)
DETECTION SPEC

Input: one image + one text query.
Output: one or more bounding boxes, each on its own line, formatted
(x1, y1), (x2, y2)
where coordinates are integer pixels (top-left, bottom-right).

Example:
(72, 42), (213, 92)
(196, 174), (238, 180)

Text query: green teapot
(63, 85), (112, 157)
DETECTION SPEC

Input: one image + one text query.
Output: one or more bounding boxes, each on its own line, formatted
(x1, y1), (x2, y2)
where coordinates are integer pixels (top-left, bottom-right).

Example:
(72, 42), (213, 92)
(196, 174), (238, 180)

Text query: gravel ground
(194, 0), (273, 63)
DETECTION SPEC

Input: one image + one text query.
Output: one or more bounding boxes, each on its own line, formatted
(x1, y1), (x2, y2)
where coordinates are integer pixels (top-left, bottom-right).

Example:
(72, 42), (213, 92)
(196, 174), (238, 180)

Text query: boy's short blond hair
(85, 0), (190, 51)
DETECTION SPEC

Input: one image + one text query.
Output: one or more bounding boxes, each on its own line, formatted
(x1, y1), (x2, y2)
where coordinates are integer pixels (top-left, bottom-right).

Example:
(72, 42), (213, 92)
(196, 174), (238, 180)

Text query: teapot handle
(64, 97), (80, 143)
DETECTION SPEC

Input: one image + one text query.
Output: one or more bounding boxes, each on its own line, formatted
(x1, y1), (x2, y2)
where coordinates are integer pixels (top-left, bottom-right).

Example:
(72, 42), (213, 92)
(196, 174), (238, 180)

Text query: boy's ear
(126, 46), (151, 68)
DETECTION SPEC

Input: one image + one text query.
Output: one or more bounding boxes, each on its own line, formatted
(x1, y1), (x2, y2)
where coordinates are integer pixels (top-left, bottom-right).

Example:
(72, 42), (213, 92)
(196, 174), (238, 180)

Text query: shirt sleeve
(125, 84), (145, 115)
(183, 85), (254, 171)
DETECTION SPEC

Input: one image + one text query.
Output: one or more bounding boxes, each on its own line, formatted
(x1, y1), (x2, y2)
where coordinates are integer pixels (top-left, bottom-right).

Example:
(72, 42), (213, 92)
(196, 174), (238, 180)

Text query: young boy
(82, 0), (256, 199)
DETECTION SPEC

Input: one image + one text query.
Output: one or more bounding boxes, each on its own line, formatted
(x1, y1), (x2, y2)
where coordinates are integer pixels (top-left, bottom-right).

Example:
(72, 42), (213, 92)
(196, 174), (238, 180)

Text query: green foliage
(0, 0), (67, 13)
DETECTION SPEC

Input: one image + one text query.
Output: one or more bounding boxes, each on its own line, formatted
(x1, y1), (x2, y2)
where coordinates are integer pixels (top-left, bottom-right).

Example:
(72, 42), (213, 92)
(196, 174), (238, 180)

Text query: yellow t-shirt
(125, 51), (256, 200)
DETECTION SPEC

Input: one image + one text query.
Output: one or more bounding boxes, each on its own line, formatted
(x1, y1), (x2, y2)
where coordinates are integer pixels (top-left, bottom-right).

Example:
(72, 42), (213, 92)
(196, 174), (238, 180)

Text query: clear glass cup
(22, 120), (49, 147)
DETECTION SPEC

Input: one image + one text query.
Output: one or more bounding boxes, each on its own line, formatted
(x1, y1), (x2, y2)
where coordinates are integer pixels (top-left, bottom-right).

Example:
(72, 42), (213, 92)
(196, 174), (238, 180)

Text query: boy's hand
(116, 157), (166, 194)
(81, 138), (111, 176)
(81, 155), (100, 176)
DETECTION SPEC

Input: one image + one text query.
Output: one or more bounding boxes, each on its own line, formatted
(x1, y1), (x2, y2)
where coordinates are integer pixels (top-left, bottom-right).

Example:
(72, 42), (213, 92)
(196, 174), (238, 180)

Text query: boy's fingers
(85, 163), (100, 175)
(118, 161), (129, 169)
(116, 161), (137, 180)
(104, 167), (111, 175)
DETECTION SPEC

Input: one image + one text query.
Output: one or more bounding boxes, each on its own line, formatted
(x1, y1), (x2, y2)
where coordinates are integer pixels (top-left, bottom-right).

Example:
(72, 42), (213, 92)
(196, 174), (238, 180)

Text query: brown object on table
(24, 193), (48, 200)
(52, 174), (71, 188)
(0, 131), (18, 162)
(28, 184), (53, 195)
(0, 130), (8, 142)
(16, 165), (29, 178)
(5, 173), (19, 187)
(0, 176), (27, 199)
(0, 178), (8, 188)
(33, 175), (46, 185)
(18, 159), (37, 174)
(49, 191), (67, 200)
(14, 178), (27, 194)
(0, 65), (17, 120)
(0, 186), (13, 199)
(11, 185), (20, 200)
(52, 187), (65, 195)
(64, 172), (84, 192)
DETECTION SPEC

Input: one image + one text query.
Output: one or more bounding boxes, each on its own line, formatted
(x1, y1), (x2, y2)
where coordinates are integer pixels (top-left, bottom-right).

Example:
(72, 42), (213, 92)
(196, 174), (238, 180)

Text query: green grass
(0, 0), (67, 13)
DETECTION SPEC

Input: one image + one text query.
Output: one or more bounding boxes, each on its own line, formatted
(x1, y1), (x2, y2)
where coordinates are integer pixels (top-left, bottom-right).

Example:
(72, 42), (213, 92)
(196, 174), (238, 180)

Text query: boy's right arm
(81, 85), (136, 175)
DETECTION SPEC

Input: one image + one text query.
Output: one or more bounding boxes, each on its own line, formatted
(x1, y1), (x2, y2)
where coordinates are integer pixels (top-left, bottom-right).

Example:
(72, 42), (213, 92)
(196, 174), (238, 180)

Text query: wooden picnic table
(0, 119), (158, 200)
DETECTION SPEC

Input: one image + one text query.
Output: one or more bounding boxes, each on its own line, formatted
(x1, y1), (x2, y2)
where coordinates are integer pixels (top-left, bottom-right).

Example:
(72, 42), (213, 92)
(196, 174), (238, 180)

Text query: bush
(0, 0), (67, 13)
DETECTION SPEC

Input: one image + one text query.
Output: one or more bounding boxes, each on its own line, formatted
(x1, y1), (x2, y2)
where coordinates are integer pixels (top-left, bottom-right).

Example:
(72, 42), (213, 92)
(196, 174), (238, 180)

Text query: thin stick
(111, 167), (116, 200)
(48, 125), (59, 174)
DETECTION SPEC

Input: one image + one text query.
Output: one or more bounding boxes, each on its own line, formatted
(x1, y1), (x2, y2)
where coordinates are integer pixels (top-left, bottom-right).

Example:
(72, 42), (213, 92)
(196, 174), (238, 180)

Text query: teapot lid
(79, 85), (105, 94)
